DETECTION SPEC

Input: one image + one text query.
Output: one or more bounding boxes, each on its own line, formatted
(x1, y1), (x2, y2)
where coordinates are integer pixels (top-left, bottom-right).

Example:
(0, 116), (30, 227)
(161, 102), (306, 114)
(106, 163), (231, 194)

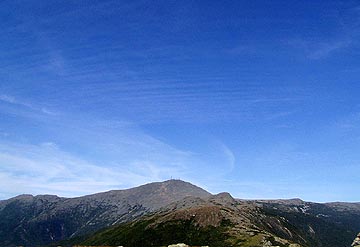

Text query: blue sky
(1, 0), (360, 202)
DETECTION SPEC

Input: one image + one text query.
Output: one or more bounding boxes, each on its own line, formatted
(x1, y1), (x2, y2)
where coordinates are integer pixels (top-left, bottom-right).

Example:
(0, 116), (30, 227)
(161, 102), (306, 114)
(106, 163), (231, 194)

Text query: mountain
(0, 180), (359, 247)
(0, 180), (210, 247)
(73, 193), (360, 247)
(75, 193), (303, 247)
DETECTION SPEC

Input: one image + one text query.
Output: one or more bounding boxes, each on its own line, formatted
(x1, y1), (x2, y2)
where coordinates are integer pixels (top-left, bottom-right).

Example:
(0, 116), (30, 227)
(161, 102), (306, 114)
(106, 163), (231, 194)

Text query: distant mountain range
(0, 180), (359, 247)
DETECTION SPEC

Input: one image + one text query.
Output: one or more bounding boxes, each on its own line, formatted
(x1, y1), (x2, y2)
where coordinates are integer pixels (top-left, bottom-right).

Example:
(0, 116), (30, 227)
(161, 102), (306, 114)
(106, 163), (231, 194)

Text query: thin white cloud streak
(333, 112), (360, 133)
(288, 39), (352, 60)
(286, 4), (360, 60)
(218, 142), (236, 172)
(43, 49), (67, 75)
(307, 40), (352, 60)
(286, 6), (359, 60)
(0, 94), (57, 117)
(0, 94), (32, 109)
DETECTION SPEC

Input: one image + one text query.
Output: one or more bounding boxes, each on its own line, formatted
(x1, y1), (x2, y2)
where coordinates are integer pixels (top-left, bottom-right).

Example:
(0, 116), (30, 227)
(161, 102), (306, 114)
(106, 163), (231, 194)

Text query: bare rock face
(352, 233), (360, 247)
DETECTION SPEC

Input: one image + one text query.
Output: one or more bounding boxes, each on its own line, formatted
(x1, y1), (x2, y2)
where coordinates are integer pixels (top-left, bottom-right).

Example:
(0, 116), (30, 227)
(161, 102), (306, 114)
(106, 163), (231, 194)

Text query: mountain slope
(0, 180), (210, 247)
(255, 199), (360, 247)
(74, 193), (304, 247)
(73, 194), (360, 247)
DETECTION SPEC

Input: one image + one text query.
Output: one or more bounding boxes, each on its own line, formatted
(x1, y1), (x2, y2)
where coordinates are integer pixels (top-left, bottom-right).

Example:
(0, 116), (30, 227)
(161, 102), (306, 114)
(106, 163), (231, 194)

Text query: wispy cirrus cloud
(0, 94), (31, 108)
(0, 94), (57, 117)
(306, 40), (352, 60)
(286, 4), (360, 60)
(288, 38), (352, 60)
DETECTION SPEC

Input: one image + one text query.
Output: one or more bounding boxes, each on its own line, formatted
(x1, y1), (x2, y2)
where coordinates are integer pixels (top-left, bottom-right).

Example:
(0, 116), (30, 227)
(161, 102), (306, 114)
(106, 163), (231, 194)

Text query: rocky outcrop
(352, 233), (360, 247)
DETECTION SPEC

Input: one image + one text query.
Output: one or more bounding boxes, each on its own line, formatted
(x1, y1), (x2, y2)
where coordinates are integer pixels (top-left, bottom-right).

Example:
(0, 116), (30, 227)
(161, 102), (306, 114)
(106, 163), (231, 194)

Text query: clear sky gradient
(1, 0), (360, 202)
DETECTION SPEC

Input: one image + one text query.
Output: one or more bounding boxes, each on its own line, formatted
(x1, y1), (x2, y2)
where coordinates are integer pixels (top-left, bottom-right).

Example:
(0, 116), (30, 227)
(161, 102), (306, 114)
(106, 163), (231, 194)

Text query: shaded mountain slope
(253, 199), (360, 247)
